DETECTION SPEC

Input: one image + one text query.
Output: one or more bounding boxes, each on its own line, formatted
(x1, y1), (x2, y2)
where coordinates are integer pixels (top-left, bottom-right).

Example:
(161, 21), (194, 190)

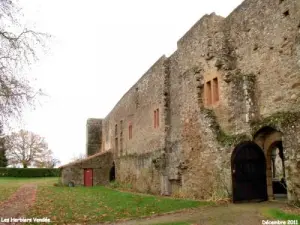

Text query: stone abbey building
(61, 0), (300, 203)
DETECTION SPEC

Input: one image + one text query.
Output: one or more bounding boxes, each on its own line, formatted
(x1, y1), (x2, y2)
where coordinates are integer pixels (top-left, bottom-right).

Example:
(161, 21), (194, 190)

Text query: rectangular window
(115, 124), (118, 137)
(129, 124), (132, 140)
(154, 110), (157, 128)
(115, 137), (118, 152)
(212, 77), (219, 103)
(206, 81), (212, 105)
(156, 108), (159, 127)
(154, 109), (159, 128)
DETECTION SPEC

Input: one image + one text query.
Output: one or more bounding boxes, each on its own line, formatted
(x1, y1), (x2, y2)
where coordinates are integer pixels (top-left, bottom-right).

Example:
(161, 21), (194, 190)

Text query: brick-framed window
(154, 108), (159, 128)
(205, 77), (219, 106)
(206, 81), (212, 105)
(128, 123), (133, 140)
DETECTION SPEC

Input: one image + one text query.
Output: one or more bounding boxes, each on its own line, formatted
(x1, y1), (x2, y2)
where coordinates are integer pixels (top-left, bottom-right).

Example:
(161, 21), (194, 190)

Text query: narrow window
(156, 108), (159, 127)
(129, 124), (132, 140)
(213, 77), (219, 103)
(115, 124), (118, 137)
(154, 110), (157, 128)
(206, 81), (212, 105)
(120, 120), (123, 131)
(115, 137), (118, 152)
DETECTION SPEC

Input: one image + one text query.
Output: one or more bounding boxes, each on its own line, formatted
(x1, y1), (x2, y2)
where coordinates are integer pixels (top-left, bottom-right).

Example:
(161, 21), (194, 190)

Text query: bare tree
(4, 129), (55, 168)
(71, 153), (87, 162)
(35, 155), (61, 168)
(0, 0), (49, 126)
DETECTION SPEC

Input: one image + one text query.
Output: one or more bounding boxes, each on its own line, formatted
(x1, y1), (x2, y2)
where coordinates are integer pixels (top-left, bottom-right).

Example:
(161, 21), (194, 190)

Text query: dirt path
(0, 184), (37, 225)
(112, 201), (286, 225)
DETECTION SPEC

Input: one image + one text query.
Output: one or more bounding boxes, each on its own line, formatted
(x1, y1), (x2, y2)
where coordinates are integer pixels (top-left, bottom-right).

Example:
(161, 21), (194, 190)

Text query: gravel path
(0, 184), (37, 225)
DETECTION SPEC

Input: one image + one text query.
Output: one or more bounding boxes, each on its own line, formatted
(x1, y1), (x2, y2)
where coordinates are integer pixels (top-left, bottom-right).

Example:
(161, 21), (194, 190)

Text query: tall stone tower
(86, 118), (102, 156)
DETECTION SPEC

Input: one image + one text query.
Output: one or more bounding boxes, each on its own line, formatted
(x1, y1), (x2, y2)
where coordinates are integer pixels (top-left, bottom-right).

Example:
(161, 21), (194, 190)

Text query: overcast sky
(17, 0), (244, 165)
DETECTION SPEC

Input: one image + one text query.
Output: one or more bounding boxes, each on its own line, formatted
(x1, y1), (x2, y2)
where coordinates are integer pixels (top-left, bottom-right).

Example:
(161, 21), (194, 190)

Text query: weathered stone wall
(116, 151), (161, 194)
(100, 56), (169, 193)
(86, 118), (102, 156)
(81, 0), (300, 202)
(162, 0), (300, 201)
(61, 151), (113, 186)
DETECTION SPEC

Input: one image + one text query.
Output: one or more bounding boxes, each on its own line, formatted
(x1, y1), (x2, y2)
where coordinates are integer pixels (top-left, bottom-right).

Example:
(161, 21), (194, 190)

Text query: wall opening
(206, 81), (212, 105)
(231, 141), (268, 203)
(253, 126), (287, 200)
(129, 124), (133, 140)
(109, 162), (116, 182)
(212, 77), (219, 103)
(154, 108), (159, 128)
(283, 10), (289, 17)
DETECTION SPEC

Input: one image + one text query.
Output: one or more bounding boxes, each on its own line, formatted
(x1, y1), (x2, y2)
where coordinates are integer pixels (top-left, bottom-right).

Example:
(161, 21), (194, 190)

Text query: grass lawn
(0, 177), (58, 203)
(152, 222), (190, 225)
(27, 185), (210, 224)
(263, 208), (300, 221)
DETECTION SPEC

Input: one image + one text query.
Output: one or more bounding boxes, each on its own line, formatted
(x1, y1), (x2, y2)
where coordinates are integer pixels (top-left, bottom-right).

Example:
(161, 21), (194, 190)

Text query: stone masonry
(62, 0), (300, 203)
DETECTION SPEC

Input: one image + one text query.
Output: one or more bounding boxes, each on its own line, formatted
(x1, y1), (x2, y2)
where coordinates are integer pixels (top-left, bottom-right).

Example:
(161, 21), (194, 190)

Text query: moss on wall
(250, 111), (300, 135)
(202, 108), (250, 147)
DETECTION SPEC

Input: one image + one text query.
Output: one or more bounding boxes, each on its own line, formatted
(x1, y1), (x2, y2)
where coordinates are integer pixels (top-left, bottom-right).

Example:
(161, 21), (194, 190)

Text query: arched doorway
(231, 141), (268, 203)
(109, 162), (115, 182)
(253, 126), (287, 200)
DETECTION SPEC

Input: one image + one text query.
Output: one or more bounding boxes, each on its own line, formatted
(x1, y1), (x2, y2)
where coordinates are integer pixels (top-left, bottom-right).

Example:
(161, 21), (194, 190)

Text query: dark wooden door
(231, 141), (268, 203)
(84, 168), (93, 187)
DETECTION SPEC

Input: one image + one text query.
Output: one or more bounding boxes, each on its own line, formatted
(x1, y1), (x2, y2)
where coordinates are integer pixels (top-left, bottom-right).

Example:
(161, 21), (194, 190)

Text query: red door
(84, 169), (93, 187)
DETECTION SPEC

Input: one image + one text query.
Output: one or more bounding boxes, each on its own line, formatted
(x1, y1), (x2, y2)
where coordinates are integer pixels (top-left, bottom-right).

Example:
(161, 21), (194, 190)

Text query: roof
(59, 150), (112, 169)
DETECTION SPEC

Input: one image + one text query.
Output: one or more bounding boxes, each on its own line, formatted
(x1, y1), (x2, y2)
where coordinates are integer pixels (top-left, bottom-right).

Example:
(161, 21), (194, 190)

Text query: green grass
(264, 208), (300, 221)
(27, 185), (209, 224)
(0, 177), (58, 202)
(152, 222), (190, 225)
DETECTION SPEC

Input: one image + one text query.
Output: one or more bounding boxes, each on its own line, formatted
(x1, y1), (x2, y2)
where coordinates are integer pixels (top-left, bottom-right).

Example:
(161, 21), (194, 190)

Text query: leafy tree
(5, 130), (56, 168)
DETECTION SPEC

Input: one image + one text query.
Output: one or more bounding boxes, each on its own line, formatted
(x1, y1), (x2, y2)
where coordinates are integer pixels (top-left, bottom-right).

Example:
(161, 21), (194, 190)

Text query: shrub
(0, 168), (60, 177)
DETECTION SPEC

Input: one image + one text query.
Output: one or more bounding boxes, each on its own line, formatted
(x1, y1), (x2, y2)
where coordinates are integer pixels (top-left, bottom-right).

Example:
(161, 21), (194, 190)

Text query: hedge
(0, 168), (61, 177)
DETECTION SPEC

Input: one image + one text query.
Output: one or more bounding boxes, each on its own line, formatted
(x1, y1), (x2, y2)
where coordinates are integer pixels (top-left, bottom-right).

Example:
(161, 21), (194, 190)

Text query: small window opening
(154, 110), (157, 128)
(206, 81), (212, 105)
(279, 0), (284, 4)
(154, 109), (159, 128)
(212, 78), (219, 103)
(128, 124), (133, 140)
(109, 162), (115, 182)
(156, 109), (159, 127)
(283, 10), (289, 17)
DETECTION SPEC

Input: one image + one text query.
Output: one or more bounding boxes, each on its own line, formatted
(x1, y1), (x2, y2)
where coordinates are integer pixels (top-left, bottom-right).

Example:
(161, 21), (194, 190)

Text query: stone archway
(253, 126), (287, 200)
(231, 141), (268, 203)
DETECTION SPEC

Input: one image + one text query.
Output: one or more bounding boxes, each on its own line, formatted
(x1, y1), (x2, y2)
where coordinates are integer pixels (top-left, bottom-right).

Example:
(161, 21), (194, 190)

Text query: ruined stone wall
(165, 0), (300, 200)
(85, 0), (300, 201)
(61, 151), (113, 186)
(100, 56), (169, 193)
(225, 0), (300, 118)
